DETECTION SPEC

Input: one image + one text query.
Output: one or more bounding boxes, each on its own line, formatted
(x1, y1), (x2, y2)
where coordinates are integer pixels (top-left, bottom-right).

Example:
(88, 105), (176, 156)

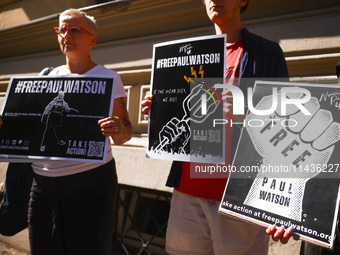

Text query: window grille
(112, 184), (172, 255)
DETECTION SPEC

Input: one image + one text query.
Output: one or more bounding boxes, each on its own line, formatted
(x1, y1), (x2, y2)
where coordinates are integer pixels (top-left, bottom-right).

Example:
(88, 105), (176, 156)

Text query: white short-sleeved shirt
(32, 64), (126, 177)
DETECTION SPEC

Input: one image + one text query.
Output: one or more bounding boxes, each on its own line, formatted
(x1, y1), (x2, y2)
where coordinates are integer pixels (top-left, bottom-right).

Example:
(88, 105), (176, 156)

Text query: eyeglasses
(54, 26), (94, 37)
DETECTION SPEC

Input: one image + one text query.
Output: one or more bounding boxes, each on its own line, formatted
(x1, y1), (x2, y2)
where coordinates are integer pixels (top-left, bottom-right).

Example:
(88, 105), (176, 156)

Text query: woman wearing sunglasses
(28, 8), (133, 255)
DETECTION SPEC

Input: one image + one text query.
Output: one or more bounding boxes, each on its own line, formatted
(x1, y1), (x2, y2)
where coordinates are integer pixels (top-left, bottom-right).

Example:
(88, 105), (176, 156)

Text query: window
(113, 185), (171, 255)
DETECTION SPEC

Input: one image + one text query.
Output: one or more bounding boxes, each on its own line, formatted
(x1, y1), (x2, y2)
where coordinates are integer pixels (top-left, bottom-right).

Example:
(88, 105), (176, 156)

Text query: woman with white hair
(28, 8), (133, 255)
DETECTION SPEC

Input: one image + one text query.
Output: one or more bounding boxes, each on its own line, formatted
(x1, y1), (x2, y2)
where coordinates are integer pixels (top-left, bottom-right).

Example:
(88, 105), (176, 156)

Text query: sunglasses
(54, 26), (94, 37)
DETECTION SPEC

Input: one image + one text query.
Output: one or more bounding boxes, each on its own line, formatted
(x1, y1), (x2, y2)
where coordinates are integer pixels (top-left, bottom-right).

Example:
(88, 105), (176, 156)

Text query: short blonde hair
(59, 8), (98, 36)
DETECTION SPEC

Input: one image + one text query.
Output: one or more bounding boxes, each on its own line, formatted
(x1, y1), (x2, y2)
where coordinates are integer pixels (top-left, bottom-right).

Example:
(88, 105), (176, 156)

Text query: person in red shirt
(142, 0), (289, 254)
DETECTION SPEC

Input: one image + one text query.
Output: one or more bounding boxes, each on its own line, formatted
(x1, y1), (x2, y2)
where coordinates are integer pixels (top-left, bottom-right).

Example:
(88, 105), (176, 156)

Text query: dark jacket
(166, 27), (289, 188)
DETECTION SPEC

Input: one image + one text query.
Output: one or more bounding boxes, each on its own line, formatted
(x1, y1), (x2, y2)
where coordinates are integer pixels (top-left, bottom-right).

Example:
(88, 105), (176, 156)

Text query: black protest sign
(219, 81), (340, 249)
(147, 34), (226, 163)
(0, 75), (115, 162)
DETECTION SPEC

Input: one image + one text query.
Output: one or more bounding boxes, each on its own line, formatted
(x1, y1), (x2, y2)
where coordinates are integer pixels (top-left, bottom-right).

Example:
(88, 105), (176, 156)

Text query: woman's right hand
(141, 95), (153, 115)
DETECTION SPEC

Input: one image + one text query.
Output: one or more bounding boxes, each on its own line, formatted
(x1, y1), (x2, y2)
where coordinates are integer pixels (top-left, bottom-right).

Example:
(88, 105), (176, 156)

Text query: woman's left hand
(98, 116), (123, 137)
(99, 97), (133, 145)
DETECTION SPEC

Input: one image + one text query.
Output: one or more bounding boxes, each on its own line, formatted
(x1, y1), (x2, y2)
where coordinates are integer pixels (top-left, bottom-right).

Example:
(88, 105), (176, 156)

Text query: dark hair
(241, 0), (249, 14)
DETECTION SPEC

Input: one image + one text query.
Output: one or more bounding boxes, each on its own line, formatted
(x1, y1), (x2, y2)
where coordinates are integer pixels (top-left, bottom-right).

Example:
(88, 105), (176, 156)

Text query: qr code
(208, 130), (221, 143)
(87, 141), (105, 157)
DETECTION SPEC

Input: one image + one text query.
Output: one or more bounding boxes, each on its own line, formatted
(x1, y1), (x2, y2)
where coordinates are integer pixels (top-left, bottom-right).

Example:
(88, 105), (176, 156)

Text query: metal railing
(112, 184), (172, 255)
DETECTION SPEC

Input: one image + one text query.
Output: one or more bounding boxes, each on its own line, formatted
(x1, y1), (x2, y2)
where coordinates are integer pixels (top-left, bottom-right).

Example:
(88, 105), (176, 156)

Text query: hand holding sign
(243, 89), (340, 221)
